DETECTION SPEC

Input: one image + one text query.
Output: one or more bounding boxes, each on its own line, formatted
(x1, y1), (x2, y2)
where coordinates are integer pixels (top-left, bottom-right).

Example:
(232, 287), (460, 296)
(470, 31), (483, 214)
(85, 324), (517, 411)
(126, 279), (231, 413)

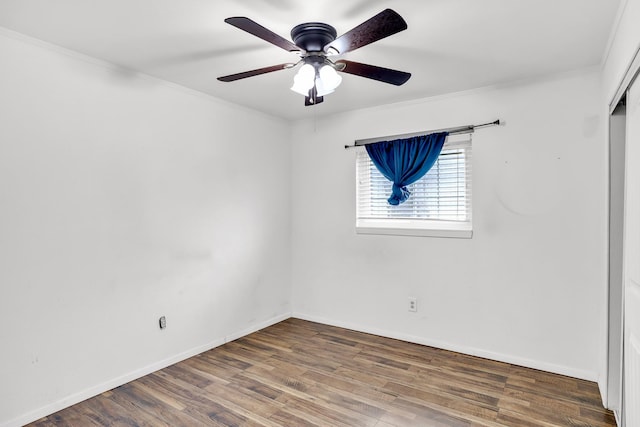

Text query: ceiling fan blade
(324, 9), (407, 55)
(335, 60), (411, 86)
(225, 17), (301, 52)
(217, 63), (295, 82)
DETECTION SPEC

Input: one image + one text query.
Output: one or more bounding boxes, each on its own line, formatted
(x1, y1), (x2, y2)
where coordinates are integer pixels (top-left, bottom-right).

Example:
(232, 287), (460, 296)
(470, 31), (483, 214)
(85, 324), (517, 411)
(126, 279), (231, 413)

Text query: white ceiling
(0, 0), (621, 120)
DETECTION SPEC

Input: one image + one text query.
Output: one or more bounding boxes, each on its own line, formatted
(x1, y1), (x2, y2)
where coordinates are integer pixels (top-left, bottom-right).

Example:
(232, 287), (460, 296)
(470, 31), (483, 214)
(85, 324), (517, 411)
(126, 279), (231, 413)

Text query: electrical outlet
(159, 316), (166, 329)
(408, 297), (417, 312)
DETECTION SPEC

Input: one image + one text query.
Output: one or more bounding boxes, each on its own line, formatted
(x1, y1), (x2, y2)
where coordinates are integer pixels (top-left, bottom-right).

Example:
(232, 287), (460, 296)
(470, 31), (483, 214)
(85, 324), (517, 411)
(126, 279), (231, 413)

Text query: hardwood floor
(28, 318), (616, 426)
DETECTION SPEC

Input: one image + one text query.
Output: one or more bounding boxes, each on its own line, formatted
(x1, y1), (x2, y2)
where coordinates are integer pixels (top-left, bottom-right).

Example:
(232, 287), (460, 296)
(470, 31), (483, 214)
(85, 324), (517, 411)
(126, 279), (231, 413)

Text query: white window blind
(356, 135), (472, 237)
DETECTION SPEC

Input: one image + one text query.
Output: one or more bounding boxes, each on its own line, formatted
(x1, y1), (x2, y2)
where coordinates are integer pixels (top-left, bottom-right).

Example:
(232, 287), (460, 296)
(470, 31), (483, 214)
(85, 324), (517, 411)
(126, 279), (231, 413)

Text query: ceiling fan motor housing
(291, 22), (337, 52)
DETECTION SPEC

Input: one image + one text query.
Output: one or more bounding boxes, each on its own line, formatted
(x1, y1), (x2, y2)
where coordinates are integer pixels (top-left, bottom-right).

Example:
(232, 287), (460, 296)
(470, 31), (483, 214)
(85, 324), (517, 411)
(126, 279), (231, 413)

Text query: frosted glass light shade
(290, 64), (316, 95)
(315, 78), (334, 97)
(319, 65), (342, 91)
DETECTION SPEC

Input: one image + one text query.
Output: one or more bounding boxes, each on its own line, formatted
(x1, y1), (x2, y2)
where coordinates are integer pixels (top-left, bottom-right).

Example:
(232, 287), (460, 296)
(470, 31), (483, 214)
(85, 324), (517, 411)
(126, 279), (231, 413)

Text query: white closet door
(624, 75), (640, 427)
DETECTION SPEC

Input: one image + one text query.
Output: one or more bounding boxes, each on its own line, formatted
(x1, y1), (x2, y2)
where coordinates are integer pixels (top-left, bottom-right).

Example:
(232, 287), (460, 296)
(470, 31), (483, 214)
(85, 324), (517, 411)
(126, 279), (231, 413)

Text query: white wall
(0, 30), (291, 426)
(291, 70), (607, 382)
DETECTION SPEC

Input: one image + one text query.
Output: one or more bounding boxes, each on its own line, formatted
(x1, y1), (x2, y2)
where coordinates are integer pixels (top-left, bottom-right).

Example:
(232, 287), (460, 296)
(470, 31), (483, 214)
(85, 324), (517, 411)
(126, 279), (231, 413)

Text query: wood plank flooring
(28, 318), (616, 426)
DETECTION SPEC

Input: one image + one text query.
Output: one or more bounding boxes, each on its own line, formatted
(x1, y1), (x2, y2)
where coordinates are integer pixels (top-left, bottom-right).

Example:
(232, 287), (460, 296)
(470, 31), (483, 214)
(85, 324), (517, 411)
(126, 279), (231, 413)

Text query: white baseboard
(1, 312), (291, 427)
(292, 312), (599, 383)
(598, 376), (608, 408)
(5, 311), (602, 427)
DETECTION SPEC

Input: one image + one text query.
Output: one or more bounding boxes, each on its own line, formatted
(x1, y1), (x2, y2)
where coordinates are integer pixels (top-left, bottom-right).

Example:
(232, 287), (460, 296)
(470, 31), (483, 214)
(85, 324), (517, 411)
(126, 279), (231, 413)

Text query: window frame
(355, 134), (473, 238)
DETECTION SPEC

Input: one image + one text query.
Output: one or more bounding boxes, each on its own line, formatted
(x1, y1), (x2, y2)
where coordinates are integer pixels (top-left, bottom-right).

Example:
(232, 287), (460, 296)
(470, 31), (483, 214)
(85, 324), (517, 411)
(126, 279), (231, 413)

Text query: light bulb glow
(290, 64), (316, 96)
(319, 65), (342, 91)
(315, 77), (334, 97)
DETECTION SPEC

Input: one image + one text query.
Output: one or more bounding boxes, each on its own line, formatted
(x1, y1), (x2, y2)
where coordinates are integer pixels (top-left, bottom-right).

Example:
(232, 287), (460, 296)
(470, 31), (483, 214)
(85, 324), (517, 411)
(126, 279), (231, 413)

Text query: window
(356, 134), (472, 238)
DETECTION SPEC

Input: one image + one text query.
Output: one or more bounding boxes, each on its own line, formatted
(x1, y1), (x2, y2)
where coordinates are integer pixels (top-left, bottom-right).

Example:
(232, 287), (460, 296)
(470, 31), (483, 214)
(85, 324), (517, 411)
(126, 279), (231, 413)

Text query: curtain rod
(344, 119), (501, 149)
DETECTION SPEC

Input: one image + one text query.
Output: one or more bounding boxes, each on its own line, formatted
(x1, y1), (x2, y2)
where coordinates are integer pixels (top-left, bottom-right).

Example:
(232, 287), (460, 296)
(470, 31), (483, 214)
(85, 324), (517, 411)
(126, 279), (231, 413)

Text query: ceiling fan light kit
(217, 9), (411, 107)
(290, 61), (342, 97)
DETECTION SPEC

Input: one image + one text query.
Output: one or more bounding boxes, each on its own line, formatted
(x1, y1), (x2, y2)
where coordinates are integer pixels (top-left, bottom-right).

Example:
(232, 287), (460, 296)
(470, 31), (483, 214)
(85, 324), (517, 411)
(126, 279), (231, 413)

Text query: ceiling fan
(217, 9), (411, 106)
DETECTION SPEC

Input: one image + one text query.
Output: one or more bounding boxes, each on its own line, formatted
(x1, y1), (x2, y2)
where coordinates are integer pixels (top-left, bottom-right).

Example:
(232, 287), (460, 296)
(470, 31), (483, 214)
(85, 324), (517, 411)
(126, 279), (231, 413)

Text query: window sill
(356, 219), (473, 239)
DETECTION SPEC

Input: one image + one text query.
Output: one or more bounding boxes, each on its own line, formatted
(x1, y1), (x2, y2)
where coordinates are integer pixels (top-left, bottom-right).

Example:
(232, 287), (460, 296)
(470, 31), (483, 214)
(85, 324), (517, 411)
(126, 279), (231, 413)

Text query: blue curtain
(365, 132), (448, 205)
